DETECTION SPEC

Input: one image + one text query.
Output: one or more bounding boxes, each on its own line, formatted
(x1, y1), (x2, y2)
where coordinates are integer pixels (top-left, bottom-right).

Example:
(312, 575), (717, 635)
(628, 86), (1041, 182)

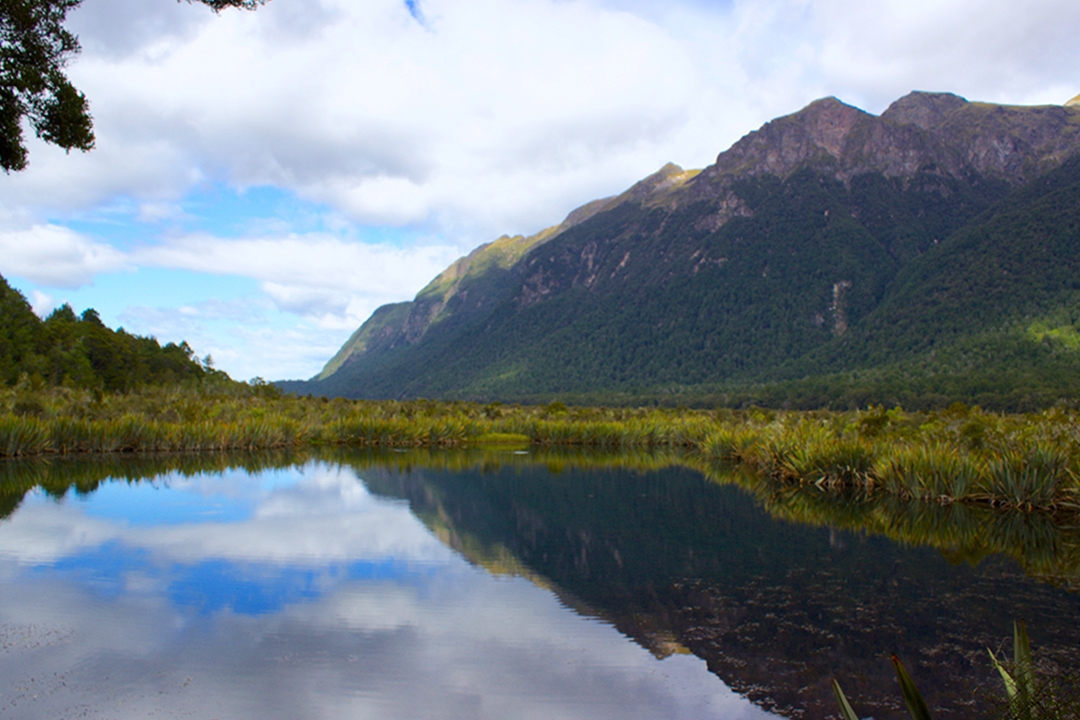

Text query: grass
(2, 383), (1080, 517)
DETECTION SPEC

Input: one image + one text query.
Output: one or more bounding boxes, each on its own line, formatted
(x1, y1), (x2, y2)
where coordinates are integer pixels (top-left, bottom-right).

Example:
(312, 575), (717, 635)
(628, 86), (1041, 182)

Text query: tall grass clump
(748, 420), (874, 487)
(980, 444), (1072, 511)
(1, 385), (1080, 519)
(875, 444), (980, 502)
(0, 416), (49, 456)
(700, 426), (760, 464)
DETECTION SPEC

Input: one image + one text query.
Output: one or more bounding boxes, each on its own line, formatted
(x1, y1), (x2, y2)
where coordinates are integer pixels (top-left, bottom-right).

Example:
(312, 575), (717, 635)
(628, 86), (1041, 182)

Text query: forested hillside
(286, 92), (1080, 410)
(0, 274), (205, 391)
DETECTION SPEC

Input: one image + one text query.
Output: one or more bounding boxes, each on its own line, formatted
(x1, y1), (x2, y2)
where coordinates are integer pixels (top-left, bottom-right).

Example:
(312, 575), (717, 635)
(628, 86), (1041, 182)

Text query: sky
(0, 0), (1077, 382)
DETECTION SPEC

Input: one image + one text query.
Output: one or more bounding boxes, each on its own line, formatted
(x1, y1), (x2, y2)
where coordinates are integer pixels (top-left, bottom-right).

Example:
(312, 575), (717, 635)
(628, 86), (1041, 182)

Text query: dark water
(0, 450), (1078, 720)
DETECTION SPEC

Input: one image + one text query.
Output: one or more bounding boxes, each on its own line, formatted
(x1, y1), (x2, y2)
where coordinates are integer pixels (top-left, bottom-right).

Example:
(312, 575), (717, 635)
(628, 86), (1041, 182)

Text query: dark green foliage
(0, 273), (205, 390)
(0, 272), (43, 384)
(0, 0), (92, 171)
(193, 0), (267, 9)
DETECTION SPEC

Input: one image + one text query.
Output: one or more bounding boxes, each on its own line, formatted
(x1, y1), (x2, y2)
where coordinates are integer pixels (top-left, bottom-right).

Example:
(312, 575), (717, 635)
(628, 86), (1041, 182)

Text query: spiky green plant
(832, 655), (933, 720)
(875, 444), (980, 501)
(981, 446), (1069, 510)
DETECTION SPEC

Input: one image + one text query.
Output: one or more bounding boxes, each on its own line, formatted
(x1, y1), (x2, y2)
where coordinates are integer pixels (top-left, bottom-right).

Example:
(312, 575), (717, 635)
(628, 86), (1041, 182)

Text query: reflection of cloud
(0, 560), (774, 720)
(0, 460), (775, 719)
(0, 464), (452, 566)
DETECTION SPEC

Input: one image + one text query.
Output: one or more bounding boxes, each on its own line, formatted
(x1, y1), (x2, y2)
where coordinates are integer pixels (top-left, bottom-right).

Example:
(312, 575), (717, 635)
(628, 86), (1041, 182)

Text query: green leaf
(831, 679), (861, 720)
(1012, 620), (1034, 720)
(989, 648), (1018, 699)
(891, 654), (933, 720)
(1014, 620), (1035, 690)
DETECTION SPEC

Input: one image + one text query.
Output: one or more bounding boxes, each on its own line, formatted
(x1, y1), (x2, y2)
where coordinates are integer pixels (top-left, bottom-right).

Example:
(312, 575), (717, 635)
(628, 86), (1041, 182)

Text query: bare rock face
(692, 91), (1080, 194)
(880, 91), (969, 130)
(709, 97), (869, 178)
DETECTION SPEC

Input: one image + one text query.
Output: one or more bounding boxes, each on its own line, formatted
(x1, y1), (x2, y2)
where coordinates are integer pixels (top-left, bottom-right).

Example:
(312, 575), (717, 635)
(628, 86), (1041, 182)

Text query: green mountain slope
(292, 92), (1080, 409)
(755, 155), (1080, 409)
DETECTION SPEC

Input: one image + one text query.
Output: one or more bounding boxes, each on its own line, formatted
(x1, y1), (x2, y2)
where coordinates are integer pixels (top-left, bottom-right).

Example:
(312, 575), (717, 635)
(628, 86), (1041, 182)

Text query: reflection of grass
(743, 480), (1080, 579)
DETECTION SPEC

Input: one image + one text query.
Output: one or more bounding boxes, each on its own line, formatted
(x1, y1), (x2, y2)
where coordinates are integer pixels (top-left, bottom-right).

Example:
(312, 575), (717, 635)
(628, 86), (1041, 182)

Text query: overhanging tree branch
(0, 0), (268, 172)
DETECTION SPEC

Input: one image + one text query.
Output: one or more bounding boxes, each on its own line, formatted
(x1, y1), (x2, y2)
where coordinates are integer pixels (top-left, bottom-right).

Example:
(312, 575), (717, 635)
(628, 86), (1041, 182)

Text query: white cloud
(3, 0), (1076, 232)
(780, 0), (1080, 111)
(134, 233), (462, 323)
(2, 0), (706, 235)
(28, 289), (57, 317)
(0, 224), (129, 287)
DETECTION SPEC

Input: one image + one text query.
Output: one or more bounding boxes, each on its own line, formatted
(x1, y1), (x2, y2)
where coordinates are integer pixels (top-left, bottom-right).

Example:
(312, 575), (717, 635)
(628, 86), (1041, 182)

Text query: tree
(0, 0), (267, 172)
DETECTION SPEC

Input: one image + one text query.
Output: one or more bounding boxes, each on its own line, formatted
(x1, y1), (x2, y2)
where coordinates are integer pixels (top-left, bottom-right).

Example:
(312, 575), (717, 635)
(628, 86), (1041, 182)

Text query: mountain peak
(1067, 93), (1080, 107)
(703, 96), (871, 181)
(881, 91), (968, 130)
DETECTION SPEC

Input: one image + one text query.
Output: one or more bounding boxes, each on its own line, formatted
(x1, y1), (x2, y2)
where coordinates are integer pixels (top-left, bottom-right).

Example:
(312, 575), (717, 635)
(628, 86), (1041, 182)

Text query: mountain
(288, 92), (1080, 410)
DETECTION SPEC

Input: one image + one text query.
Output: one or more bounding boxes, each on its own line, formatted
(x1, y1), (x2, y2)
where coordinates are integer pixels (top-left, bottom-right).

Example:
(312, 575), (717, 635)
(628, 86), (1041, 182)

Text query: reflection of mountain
(357, 460), (1080, 719)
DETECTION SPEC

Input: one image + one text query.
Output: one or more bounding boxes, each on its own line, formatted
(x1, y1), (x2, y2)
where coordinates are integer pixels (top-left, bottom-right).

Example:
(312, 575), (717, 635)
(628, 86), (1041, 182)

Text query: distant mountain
(286, 92), (1080, 410)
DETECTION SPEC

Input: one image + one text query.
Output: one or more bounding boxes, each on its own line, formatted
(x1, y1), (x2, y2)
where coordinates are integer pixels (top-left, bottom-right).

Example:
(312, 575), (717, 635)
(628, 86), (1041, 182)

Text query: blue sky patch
(78, 477), (254, 526)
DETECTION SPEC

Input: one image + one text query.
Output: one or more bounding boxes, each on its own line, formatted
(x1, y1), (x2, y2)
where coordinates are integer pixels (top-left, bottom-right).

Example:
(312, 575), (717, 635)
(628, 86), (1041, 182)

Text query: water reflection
(0, 455), (770, 720)
(348, 451), (1080, 719)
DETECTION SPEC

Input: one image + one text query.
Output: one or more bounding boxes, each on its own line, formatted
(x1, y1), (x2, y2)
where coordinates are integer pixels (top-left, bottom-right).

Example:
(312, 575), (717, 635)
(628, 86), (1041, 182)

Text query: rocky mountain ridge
(290, 91), (1080, 409)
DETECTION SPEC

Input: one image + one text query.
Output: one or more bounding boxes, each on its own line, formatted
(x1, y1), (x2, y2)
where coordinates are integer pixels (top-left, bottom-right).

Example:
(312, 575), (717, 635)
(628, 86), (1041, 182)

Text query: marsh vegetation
(2, 384), (1079, 513)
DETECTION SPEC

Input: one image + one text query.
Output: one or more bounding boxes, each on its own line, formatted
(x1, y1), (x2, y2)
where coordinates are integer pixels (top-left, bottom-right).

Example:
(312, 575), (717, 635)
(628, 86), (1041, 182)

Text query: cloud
(134, 233), (463, 323)
(28, 289), (57, 317)
(2, 0), (1076, 236)
(1, 0), (706, 236)
(0, 224), (129, 287)
(770, 0), (1080, 111)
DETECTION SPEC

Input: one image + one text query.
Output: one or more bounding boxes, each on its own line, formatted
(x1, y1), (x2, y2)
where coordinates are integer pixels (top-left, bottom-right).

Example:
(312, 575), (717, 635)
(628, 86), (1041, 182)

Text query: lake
(1, 449), (1077, 719)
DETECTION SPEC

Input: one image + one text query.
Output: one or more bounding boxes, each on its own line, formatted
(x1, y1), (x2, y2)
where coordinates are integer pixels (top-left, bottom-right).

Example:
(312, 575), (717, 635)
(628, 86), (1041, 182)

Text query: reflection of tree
(0, 448), (310, 521)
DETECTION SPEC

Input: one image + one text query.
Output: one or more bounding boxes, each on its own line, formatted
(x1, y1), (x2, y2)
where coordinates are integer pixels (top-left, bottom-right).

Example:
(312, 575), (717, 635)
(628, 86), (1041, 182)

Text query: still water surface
(0, 451), (1078, 719)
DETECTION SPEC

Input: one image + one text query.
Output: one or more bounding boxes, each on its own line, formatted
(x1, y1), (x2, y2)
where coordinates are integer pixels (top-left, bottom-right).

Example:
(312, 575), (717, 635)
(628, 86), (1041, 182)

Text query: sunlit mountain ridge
(288, 92), (1080, 410)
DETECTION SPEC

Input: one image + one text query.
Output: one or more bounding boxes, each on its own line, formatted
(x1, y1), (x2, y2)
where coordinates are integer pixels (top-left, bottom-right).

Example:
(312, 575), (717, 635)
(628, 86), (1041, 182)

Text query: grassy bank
(2, 384), (1079, 514)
